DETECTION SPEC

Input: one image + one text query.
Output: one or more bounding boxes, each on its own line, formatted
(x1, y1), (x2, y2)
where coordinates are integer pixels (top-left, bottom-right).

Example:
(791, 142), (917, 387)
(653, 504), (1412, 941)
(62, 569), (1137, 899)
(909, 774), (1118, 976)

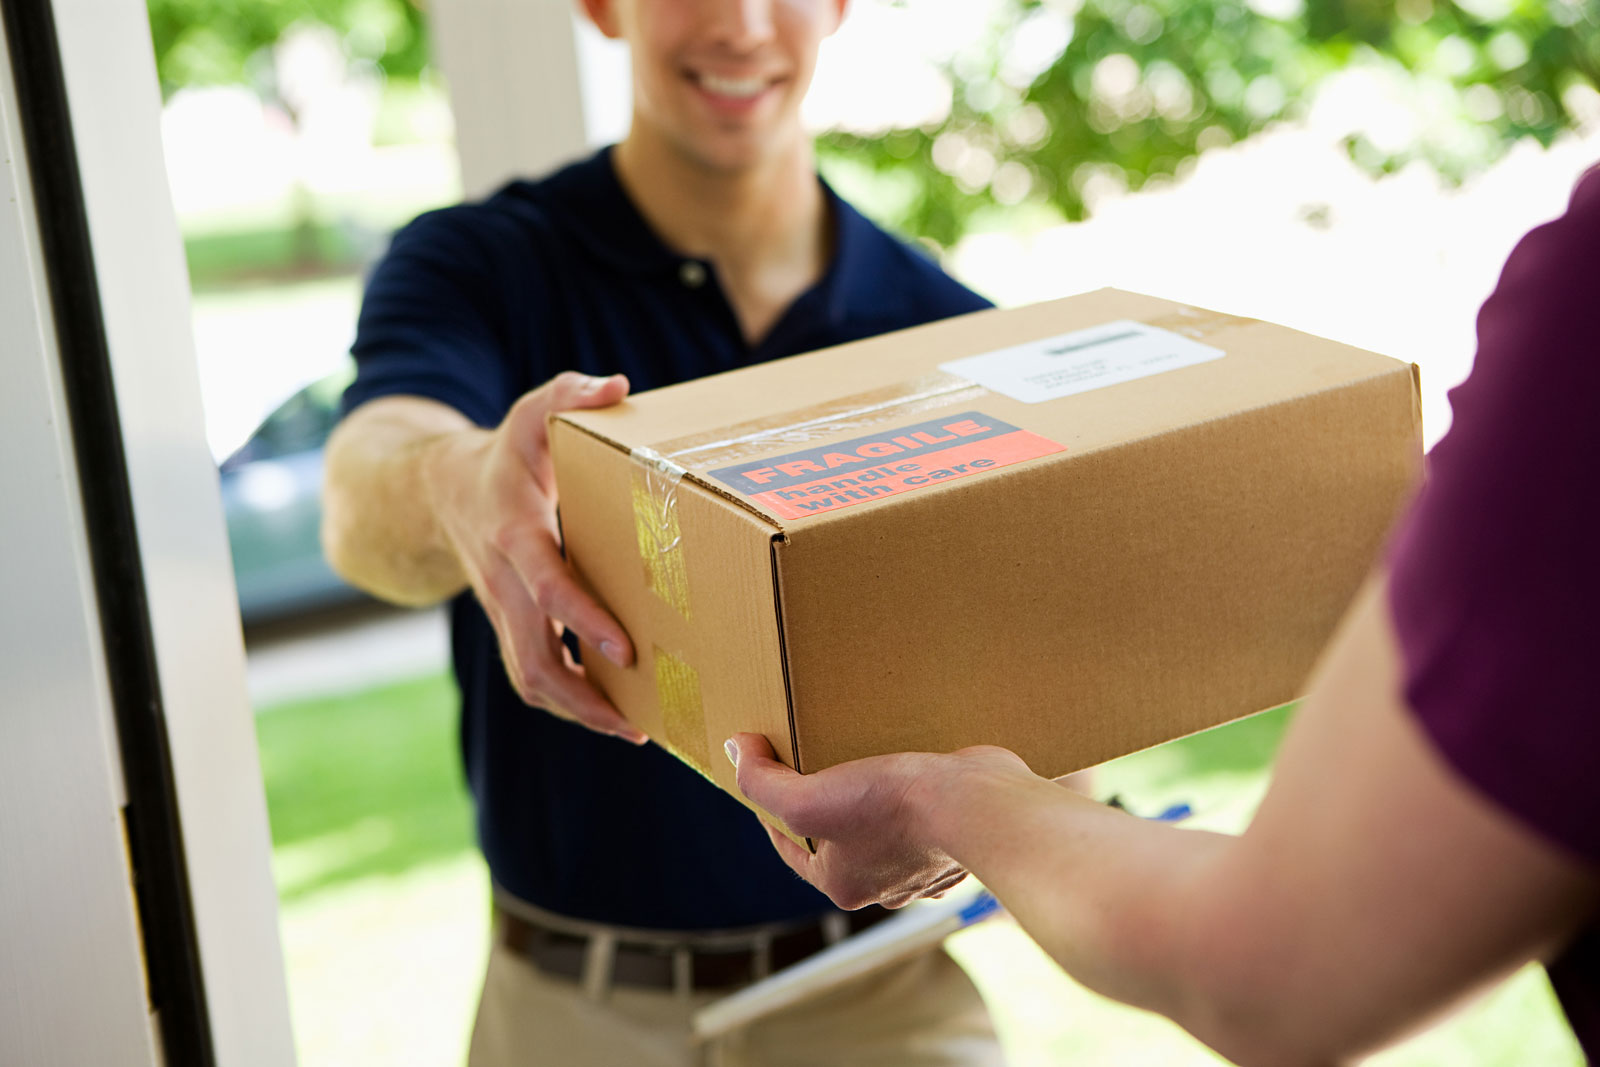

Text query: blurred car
(220, 365), (371, 626)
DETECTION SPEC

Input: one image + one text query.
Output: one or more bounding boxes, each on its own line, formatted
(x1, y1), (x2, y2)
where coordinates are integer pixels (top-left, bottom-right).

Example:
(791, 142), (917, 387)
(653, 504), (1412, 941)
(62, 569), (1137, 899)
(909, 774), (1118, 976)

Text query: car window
(223, 363), (356, 469)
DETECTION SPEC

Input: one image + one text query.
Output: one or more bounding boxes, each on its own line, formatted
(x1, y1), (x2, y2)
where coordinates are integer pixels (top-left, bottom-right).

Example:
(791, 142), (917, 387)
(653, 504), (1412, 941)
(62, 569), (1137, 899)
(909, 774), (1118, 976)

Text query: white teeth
(699, 73), (768, 98)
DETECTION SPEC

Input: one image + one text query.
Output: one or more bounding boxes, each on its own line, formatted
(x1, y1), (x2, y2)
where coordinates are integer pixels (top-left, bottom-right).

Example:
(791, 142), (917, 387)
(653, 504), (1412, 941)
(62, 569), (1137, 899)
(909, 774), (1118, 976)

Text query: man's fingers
(514, 372), (629, 446)
(505, 372), (630, 487)
(550, 371), (629, 412)
(497, 526), (633, 667)
(484, 569), (645, 743)
(484, 568), (557, 701)
(535, 625), (648, 743)
(544, 673), (648, 744)
(525, 371), (632, 420)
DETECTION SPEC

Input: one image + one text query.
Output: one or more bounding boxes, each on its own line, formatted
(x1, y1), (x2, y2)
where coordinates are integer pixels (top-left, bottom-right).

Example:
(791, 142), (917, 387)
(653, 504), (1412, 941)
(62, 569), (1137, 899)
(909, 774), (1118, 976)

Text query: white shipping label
(939, 320), (1224, 404)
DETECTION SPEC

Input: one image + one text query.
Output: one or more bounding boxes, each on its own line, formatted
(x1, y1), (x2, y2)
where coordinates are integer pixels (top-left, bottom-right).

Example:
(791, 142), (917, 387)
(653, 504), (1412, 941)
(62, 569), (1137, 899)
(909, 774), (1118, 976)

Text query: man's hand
(422, 371), (647, 743)
(726, 733), (1032, 909)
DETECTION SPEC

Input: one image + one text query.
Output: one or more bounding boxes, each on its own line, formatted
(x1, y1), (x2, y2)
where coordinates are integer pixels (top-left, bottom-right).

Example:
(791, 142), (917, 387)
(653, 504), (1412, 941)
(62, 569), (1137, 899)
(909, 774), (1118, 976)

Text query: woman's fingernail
(600, 641), (626, 666)
(724, 739), (740, 767)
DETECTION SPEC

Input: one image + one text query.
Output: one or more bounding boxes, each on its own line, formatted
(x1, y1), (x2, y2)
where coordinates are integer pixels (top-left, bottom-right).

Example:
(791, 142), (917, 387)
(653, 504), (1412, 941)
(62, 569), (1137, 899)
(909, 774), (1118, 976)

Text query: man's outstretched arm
(322, 393), (481, 605)
(322, 372), (649, 742)
(730, 578), (1599, 1065)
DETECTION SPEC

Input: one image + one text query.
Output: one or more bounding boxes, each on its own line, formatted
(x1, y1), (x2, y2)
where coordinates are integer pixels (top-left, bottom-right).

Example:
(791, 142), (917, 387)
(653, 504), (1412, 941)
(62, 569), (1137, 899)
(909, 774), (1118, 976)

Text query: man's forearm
(322, 399), (486, 606)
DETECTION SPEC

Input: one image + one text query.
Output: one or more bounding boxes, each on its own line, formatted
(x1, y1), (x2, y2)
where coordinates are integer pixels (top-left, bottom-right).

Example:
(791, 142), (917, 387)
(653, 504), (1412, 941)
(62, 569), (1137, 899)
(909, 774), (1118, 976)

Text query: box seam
(770, 534), (817, 854)
(767, 534), (802, 773)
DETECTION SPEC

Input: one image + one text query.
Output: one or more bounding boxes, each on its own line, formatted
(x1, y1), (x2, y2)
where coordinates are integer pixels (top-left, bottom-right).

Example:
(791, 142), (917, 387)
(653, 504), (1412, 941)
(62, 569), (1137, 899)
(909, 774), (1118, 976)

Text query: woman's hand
(726, 733), (1034, 909)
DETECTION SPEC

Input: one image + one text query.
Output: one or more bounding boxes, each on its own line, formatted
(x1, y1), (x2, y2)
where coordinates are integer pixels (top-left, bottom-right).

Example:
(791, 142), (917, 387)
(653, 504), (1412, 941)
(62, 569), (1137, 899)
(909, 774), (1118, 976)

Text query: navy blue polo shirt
(344, 147), (990, 930)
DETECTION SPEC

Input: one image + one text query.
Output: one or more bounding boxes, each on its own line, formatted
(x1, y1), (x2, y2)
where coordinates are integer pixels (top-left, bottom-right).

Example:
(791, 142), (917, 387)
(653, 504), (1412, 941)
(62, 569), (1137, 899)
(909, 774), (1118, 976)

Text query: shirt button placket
(679, 260), (707, 289)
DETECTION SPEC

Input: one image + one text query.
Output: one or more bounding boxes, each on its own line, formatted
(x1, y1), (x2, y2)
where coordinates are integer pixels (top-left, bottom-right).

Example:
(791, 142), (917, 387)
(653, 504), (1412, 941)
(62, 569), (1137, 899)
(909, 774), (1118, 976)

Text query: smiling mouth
(692, 71), (780, 100)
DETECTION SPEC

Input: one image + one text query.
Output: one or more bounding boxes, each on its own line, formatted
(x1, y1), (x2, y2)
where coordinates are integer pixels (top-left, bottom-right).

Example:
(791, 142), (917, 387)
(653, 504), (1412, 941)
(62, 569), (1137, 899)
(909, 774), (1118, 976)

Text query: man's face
(591, 0), (847, 171)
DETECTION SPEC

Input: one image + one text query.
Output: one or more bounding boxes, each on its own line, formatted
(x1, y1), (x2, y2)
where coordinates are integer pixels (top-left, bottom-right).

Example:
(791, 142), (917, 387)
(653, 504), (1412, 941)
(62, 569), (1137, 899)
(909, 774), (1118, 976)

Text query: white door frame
(0, 0), (294, 1063)
(430, 0), (628, 198)
(0, 18), (159, 1062)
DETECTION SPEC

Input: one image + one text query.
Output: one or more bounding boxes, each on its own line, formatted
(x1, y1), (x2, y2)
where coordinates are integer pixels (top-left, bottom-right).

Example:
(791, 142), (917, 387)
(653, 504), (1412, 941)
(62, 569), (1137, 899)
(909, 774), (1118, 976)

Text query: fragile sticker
(708, 411), (1064, 520)
(939, 320), (1224, 404)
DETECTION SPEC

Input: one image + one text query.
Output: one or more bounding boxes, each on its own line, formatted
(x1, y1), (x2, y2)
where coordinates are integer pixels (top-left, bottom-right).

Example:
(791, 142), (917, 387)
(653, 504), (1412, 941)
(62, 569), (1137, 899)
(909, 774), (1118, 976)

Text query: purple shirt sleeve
(1387, 165), (1600, 865)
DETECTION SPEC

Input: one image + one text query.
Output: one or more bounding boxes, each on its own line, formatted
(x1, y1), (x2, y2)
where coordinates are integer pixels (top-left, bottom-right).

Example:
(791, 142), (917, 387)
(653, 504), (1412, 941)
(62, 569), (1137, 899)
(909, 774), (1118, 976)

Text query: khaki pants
(467, 933), (1004, 1067)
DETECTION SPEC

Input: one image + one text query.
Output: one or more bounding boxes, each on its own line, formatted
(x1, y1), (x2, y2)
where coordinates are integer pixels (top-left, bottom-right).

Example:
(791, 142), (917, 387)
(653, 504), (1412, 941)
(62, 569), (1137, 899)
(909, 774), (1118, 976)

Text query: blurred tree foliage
(146, 0), (427, 101)
(147, 0), (430, 268)
(821, 0), (1600, 245)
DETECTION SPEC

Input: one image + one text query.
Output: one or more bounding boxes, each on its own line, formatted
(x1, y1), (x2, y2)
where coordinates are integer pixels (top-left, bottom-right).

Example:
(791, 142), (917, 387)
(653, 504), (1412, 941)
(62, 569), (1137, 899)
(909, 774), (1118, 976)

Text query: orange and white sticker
(708, 411), (1064, 520)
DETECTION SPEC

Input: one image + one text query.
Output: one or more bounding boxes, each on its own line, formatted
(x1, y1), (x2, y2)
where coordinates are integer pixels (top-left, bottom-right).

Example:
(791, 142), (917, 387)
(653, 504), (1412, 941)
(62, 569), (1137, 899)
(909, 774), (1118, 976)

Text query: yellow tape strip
(630, 464), (691, 620)
(654, 647), (710, 778)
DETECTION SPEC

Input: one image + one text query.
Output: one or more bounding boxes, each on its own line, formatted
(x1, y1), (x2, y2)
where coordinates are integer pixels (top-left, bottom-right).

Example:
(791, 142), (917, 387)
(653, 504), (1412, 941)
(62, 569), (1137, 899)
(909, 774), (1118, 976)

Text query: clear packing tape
(623, 303), (1254, 587)
(645, 370), (986, 472)
(629, 447), (691, 620)
(626, 370), (986, 623)
(624, 305), (1254, 755)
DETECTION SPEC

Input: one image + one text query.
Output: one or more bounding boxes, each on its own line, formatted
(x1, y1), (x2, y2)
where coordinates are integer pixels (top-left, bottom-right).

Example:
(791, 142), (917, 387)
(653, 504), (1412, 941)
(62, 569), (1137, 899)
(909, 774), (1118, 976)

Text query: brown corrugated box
(551, 288), (1421, 833)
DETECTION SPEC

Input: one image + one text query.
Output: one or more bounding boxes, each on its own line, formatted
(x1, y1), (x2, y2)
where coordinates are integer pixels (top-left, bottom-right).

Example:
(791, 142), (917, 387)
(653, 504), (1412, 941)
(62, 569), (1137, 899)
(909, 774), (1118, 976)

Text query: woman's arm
(731, 577), (1599, 1065)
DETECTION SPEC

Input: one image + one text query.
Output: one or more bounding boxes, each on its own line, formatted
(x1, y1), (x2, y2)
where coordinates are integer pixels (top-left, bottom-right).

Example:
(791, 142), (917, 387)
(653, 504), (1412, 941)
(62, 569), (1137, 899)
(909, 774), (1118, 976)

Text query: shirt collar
(535, 147), (876, 300)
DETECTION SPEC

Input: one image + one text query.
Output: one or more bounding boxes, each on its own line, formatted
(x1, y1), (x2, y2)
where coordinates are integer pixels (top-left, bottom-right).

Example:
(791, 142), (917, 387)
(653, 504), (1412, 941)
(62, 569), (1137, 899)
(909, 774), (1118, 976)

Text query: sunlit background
(153, 0), (1600, 1062)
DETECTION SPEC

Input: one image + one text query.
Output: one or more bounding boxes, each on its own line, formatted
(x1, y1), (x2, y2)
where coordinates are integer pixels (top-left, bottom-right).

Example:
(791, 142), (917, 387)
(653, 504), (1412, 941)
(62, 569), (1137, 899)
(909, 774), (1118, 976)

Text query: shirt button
(679, 260), (707, 288)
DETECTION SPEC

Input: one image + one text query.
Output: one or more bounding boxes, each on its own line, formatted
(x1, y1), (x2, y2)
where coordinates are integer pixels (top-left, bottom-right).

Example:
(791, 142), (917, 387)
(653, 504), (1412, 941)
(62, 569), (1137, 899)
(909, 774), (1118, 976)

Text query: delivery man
(729, 168), (1600, 1064)
(321, 0), (1002, 1063)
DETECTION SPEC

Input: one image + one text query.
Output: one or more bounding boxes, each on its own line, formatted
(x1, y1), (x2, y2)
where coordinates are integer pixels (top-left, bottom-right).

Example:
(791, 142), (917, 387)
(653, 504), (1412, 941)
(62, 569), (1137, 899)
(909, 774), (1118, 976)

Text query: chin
(691, 141), (777, 173)
(676, 123), (805, 175)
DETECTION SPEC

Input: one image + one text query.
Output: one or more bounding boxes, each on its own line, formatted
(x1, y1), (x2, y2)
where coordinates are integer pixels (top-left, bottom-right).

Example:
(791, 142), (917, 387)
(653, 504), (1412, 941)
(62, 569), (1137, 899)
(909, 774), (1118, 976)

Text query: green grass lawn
(256, 676), (1581, 1066)
(258, 673), (476, 902)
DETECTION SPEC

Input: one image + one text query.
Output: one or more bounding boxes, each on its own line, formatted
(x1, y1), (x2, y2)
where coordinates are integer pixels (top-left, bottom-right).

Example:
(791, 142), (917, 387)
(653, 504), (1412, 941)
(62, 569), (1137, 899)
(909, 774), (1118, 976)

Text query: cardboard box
(551, 289), (1421, 828)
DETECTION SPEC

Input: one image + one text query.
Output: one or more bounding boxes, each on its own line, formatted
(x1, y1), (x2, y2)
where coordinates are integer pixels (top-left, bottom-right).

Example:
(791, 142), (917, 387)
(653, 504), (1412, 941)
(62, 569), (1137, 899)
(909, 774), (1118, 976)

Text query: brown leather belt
(497, 905), (892, 992)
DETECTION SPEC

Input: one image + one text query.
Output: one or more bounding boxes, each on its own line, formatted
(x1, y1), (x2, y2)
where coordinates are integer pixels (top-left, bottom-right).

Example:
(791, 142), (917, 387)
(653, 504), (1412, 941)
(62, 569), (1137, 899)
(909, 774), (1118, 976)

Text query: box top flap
(555, 288), (1414, 532)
